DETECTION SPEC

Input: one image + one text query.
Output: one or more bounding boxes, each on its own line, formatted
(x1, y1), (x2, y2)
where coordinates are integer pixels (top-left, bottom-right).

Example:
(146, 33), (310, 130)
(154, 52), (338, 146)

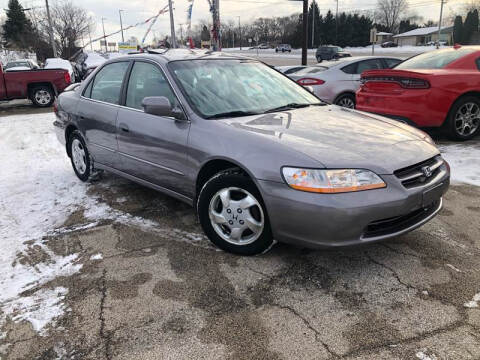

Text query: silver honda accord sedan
(53, 49), (450, 256)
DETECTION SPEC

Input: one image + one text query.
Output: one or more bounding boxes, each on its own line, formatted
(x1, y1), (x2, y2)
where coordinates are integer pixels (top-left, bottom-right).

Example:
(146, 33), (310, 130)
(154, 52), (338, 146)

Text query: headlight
(282, 168), (386, 193)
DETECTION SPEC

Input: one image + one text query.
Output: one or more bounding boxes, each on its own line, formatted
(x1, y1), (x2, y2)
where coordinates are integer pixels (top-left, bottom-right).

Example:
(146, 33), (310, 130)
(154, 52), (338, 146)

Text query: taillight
(64, 71), (71, 84)
(297, 78), (325, 86)
(361, 76), (429, 89)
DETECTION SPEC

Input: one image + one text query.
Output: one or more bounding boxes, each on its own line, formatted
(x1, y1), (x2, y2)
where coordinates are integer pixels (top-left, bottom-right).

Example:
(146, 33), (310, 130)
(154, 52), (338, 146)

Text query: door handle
(119, 124), (129, 132)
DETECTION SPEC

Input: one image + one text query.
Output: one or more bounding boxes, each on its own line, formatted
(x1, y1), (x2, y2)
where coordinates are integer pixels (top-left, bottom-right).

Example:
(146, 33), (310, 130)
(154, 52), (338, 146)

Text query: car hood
(221, 105), (439, 174)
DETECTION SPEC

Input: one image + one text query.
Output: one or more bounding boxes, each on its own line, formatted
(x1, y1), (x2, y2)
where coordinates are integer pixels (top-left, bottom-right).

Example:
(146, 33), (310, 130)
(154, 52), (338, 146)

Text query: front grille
(394, 156), (444, 188)
(363, 199), (441, 238)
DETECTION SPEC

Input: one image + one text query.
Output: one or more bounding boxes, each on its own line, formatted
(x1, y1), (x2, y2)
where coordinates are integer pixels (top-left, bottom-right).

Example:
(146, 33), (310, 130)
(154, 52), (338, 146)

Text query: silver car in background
(289, 56), (402, 108)
(54, 50), (448, 256)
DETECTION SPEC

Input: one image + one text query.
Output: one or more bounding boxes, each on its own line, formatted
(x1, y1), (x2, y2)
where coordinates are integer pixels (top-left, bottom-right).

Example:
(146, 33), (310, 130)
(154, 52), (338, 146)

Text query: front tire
(197, 169), (274, 256)
(31, 86), (54, 107)
(68, 130), (93, 182)
(446, 96), (480, 141)
(335, 93), (356, 109)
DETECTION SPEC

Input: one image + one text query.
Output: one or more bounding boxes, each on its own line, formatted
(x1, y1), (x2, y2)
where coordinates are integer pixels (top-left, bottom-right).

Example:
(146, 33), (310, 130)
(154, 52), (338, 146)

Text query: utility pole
(237, 16), (242, 50)
(312, 0), (315, 48)
(168, 0), (177, 48)
(101, 17), (107, 52)
(88, 28), (93, 51)
(335, 0), (339, 45)
(45, 0), (56, 56)
(437, 0), (446, 49)
(119, 10), (125, 43)
(302, 0), (307, 65)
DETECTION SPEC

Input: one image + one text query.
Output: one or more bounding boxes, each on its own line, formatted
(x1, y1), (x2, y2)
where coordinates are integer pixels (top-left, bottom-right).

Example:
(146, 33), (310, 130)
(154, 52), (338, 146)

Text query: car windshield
(395, 49), (476, 69)
(5, 61), (29, 69)
(169, 59), (321, 118)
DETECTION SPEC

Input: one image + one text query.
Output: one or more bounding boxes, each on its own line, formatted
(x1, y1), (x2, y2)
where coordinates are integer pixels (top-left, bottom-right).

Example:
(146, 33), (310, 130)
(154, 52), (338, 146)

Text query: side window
(341, 63), (357, 74)
(476, 58), (480, 71)
(125, 62), (178, 111)
(89, 62), (129, 105)
(385, 58), (401, 68)
(356, 59), (383, 74)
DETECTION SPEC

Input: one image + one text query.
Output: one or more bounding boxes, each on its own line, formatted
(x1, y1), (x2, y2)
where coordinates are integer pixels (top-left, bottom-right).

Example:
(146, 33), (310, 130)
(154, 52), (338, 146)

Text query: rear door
(116, 60), (191, 197)
(77, 61), (130, 168)
(351, 58), (384, 84)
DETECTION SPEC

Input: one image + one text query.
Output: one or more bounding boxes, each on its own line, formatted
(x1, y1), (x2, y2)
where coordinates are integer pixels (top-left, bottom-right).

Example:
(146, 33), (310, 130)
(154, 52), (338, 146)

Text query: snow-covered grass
(439, 143), (480, 187)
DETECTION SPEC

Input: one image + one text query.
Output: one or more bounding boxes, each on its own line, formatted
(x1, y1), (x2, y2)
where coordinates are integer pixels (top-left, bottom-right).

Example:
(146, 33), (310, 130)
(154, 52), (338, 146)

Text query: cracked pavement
(1, 170), (479, 359)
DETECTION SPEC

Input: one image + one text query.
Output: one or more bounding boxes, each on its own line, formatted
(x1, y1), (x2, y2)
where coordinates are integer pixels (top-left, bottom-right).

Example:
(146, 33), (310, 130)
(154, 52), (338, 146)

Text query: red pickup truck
(0, 62), (71, 107)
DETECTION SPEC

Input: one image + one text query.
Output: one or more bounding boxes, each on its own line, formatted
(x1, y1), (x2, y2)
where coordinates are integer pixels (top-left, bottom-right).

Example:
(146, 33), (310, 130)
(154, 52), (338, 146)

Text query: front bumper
(258, 165), (449, 248)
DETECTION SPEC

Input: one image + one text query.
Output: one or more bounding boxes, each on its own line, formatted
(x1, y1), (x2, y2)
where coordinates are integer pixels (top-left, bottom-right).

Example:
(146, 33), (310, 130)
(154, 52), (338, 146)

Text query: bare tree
(376, 0), (408, 33)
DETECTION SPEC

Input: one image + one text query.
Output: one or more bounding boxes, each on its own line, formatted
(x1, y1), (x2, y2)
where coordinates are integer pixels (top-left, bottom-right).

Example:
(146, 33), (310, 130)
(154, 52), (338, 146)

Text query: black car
(381, 41), (398, 48)
(316, 46), (351, 63)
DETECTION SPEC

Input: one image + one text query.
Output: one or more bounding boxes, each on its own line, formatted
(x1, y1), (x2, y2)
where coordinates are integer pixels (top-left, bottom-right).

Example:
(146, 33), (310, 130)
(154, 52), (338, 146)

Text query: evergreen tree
(399, 20), (419, 33)
(463, 11), (474, 44)
(472, 9), (479, 33)
(2, 0), (34, 49)
(453, 15), (464, 44)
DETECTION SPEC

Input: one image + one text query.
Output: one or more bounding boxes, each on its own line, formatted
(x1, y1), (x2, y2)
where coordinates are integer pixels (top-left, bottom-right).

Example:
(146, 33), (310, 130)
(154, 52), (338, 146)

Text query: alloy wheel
(35, 90), (51, 106)
(337, 97), (355, 109)
(71, 139), (87, 174)
(208, 187), (264, 246)
(455, 102), (480, 137)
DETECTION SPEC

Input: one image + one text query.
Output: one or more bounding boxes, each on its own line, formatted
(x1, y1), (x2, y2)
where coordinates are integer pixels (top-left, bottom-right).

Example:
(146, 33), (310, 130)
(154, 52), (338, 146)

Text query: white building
(393, 26), (453, 46)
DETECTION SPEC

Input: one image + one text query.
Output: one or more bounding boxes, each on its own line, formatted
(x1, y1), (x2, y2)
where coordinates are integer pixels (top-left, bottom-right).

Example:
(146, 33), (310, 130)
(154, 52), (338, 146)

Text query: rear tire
(31, 86), (54, 107)
(197, 169), (274, 256)
(446, 96), (480, 141)
(68, 130), (94, 182)
(335, 93), (356, 109)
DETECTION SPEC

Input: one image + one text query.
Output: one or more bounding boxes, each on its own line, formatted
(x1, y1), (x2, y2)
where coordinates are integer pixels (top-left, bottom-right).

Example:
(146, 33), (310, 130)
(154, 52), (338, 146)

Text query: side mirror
(142, 96), (186, 120)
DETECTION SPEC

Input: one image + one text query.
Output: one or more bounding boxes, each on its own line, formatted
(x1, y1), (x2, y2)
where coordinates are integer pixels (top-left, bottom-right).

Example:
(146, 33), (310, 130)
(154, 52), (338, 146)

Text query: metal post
(216, 0), (221, 50)
(45, 0), (57, 56)
(437, 0), (445, 48)
(335, 0), (339, 45)
(302, 0), (307, 65)
(101, 17), (107, 52)
(311, 0), (315, 48)
(88, 28), (93, 51)
(119, 10), (125, 43)
(168, 0), (177, 48)
(237, 16), (241, 50)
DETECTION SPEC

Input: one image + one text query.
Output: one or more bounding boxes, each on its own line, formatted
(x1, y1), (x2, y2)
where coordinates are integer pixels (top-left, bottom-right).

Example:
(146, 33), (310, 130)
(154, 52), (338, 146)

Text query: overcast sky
(0, 0), (467, 49)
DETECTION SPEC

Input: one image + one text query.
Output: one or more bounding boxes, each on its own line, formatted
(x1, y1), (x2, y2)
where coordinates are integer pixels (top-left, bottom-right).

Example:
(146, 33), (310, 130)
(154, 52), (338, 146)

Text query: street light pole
(302, 0), (307, 65)
(237, 16), (242, 50)
(119, 10), (125, 43)
(335, 0), (339, 45)
(168, 0), (177, 48)
(311, 0), (315, 48)
(45, 0), (57, 56)
(101, 17), (107, 52)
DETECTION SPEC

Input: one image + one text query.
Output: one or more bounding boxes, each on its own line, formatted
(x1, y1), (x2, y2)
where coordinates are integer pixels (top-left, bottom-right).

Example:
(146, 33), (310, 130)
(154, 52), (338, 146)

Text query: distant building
(393, 26), (453, 46)
(376, 32), (393, 43)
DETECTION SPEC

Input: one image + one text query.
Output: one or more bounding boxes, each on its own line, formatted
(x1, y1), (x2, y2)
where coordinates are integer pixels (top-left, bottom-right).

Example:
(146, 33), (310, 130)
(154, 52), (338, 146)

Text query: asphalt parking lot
(1, 75), (480, 359)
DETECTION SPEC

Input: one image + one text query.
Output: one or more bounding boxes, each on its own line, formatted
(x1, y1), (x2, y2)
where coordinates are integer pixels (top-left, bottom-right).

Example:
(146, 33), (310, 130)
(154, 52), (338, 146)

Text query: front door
(116, 61), (191, 197)
(78, 61), (130, 168)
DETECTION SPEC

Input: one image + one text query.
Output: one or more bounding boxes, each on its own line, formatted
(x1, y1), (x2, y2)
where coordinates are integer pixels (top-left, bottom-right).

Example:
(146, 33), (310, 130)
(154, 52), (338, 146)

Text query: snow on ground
(439, 143), (480, 187)
(464, 292), (480, 308)
(0, 112), (205, 336)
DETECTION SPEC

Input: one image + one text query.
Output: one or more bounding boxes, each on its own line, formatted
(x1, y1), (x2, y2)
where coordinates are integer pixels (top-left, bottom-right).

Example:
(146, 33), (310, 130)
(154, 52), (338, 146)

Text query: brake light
(64, 71), (71, 84)
(297, 78), (325, 86)
(361, 76), (429, 89)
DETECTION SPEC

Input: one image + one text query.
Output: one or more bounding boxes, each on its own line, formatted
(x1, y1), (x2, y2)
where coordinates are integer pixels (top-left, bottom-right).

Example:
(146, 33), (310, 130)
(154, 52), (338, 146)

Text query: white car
(275, 65), (308, 75)
(288, 56), (402, 108)
(44, 58), (76, 82)
(4, 59), (39, 71)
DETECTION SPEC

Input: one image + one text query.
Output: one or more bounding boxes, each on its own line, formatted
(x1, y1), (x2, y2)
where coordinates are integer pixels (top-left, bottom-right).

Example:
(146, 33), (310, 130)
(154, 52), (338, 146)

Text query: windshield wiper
(263, 102), (324, 114)
(205, 111), (261, 119)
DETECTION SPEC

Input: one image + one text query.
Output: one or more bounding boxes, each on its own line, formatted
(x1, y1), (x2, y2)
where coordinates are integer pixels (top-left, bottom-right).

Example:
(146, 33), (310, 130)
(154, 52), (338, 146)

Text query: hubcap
(338, 97), (355, 109)
(71, 139), (87, 174)
(208, 187), (264, 245)
(455, 102), (480, 136)
(35, 90), (51, 105)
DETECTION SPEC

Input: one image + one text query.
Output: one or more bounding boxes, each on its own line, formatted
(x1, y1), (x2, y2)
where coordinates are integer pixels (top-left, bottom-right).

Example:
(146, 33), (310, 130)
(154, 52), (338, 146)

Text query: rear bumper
(258, 165), (449, 248)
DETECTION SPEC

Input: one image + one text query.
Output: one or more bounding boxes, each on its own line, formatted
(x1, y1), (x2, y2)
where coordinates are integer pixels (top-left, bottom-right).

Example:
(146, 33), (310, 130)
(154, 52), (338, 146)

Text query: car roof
(101, 49), (256, 65)
(320, 56), (401, 68)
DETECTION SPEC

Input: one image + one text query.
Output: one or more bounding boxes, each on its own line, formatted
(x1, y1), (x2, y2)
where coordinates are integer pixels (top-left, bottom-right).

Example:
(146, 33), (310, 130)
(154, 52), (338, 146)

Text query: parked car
(44, 58), (76, 83)
(0, 61), (71, 107)
(54, 50), (449, 255)
(288, 56), (402, 108)
(381, 41), (398, 48)
(356, 46), (480, 140)
(316, 46), (351, 62)
(275, 65), (308, 75)
(4, 59), (39, 71)
(275, 44), (292, 53)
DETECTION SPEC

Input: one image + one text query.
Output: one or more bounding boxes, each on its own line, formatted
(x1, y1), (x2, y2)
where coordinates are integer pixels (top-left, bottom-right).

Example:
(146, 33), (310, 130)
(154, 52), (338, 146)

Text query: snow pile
(90, 253), (103, 260)
(439, 143), (480, 186)
(464, 292), (480, 308)
(44, 58), (75, 81)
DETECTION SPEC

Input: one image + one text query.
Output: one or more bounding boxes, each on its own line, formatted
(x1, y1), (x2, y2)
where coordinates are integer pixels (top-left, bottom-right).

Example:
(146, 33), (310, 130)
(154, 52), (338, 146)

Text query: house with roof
(393, 26), (453, 46)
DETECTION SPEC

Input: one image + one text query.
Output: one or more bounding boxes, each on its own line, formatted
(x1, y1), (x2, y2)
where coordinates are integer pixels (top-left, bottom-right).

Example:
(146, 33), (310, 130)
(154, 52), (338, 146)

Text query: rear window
(294, 66), (328, 75)
(395, 49), (476, 70)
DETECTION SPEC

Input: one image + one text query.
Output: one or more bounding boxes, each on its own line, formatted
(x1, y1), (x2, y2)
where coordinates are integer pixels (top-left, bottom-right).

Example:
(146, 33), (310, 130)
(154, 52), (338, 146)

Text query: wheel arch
(27, 82), (55, 98)
(195, 157), (260, 203)
(65, 124), (79, 157)
(444, 91), (480, 126)
(333, 91), (356, 104)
